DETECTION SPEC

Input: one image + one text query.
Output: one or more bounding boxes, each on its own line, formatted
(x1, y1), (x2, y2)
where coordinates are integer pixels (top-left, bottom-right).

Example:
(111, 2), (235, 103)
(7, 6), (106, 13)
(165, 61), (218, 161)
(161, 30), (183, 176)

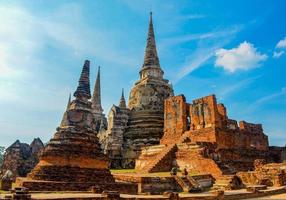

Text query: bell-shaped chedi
(15, 60), (115, 191)
(122, 12), (173, 167)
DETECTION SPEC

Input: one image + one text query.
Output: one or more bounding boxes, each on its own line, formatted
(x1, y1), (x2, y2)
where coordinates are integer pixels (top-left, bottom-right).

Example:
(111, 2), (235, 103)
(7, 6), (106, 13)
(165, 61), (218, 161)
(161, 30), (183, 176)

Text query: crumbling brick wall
(160, 94), (269, 151)
(176, 143), (222, 178)
(161, 95), (188, 145)
(189, 95), (223, 130)
(135, 94), (271, 176)
(239, 121), (269, 150)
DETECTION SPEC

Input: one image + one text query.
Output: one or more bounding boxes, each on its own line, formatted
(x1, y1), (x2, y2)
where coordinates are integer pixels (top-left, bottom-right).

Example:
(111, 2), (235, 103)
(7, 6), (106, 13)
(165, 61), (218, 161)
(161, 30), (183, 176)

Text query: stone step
(140, 144), (177, 172)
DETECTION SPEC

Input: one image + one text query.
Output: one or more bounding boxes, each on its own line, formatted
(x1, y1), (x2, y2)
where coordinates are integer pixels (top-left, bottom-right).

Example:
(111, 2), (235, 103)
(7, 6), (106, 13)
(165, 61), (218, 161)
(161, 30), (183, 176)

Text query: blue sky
(0, 0), (285, 147)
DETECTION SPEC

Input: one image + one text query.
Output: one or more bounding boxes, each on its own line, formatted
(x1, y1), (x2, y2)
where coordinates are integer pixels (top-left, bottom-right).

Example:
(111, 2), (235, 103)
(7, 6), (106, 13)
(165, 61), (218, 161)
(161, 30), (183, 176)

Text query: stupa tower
(16, 60), (115, 191)
(122, 12), (173, 167)
(91, 66), (107, 132)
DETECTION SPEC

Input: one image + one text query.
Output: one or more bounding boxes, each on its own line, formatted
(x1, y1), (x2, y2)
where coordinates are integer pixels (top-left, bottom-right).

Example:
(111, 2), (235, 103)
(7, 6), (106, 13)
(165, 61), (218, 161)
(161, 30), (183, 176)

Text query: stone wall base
(15, 178), (137, 194)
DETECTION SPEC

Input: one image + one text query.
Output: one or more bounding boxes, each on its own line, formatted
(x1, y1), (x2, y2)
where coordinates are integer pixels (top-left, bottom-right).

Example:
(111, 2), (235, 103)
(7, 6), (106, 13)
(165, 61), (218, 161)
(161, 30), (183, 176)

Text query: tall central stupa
(122, 12), (174, 167)
(98, 12), (173, 168)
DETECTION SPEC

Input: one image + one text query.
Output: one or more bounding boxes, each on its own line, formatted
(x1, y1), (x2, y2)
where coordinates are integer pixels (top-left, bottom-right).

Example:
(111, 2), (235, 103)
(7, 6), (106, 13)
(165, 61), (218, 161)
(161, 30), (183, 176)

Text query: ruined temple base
(112, 172), (214, 194)
(2, 186), (286, 200)
(15, 177), (137, 194)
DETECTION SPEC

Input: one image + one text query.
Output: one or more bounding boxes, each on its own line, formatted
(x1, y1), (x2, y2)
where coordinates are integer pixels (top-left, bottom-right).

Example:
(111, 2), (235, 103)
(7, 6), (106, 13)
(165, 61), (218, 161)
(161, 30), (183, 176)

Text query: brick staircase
(139, 143), (177, 173)
(212, 175), (242, 190)
(138, 132), (191, 173)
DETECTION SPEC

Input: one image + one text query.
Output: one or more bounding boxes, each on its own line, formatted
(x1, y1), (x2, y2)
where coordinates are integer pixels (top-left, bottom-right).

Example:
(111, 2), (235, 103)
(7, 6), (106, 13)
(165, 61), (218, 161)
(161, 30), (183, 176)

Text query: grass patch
(110, 169), (201, 178)
(0, 190), (8, 194)
(147, 172), (171, 177)
(110, 169), (171, 177)
(110, 169), (137, 173)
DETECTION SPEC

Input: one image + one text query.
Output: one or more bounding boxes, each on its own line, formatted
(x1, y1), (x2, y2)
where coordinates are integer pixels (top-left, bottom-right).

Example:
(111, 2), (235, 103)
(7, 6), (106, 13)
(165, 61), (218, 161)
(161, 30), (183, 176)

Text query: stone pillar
(137, 182), (142, 194)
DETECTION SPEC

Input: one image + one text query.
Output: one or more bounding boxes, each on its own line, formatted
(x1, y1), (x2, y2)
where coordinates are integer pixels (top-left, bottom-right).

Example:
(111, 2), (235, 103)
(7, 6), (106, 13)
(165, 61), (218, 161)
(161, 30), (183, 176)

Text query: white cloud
(276, 37), (286, 49)
(215, 41), (267, 72)
(170, 26), (243, 83)
(273, 51), (285, 59)
(0, 3), (138, 81)
(0, 6), (39, 79)
(0, 3), (140, 103)
(273, 37), (286, 59)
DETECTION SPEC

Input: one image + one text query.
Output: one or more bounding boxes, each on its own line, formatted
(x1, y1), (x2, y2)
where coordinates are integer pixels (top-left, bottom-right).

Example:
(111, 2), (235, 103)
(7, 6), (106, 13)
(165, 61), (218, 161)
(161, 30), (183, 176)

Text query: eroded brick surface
(238, 162), (286, 187)
(0, 138), (44, 180)
(15, 61), (116, 192)
(135, 94), (283, 179)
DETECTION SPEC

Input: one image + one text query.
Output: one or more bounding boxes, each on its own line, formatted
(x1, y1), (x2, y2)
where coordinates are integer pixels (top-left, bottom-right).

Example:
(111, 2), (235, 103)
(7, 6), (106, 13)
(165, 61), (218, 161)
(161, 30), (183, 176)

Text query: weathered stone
(15, 60), (115, 191)
(212, 175), (243, 190)
(238, 162), (286, 187)
(211, 189), (224, 199)
(102, 191), (120, 200)
(1, 170), (13, 190)
(91, 66), (108, 133)
(101, 12), (173, 169)
(163, 192), (179, 200)
(11, 187), (31, 200)
(254, 159), (267, 170)
(246, 185), (267, 193)
(0, 138), (44, 180)
(136, 94), (276, 182)
(122, 12), (173, 168)
(98, 91), (129, 168)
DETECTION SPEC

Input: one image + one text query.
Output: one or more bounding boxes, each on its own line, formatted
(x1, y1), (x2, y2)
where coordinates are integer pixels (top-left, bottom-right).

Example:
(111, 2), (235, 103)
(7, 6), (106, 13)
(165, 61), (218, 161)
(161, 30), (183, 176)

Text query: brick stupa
(15, 60), (115, 191)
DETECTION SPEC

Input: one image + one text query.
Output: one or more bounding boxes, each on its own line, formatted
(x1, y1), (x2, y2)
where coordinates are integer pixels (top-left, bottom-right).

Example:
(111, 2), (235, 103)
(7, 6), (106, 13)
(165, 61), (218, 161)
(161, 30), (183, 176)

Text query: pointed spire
(74, 60), (91, 100)
(66, 93), (71, 110)
(60, 94), (72, 127)
(142, 12), (160, 69)
(119, 88), (126, 108)
(92, 66), (103, 113)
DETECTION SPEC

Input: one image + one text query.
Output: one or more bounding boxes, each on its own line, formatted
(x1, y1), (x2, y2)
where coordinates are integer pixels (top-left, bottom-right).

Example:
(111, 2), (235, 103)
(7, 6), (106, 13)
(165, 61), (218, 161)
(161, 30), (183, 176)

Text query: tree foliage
(0, 146), (5, 166)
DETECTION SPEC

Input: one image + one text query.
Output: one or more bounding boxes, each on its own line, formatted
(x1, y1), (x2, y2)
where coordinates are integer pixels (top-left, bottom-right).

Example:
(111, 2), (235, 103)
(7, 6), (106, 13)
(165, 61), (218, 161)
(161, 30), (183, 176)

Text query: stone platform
(15, 177), (137, 194)
(112, 171), (214, 194)
(1, 186), (286, 200)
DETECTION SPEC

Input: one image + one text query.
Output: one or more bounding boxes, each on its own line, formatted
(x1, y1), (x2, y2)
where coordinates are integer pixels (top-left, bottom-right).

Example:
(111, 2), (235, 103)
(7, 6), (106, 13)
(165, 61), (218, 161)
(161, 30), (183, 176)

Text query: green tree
(0, 146), (5, 166)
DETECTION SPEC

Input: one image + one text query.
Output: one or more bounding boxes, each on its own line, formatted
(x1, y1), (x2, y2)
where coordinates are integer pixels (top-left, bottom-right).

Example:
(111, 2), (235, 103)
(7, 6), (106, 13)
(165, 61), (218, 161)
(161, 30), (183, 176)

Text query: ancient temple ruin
(99, 12), (173, 168)
(135, 94), (278, 178)
(98, 89), (129, 168)
(15, 60), (116, 191)
(0, 138), (44, 180)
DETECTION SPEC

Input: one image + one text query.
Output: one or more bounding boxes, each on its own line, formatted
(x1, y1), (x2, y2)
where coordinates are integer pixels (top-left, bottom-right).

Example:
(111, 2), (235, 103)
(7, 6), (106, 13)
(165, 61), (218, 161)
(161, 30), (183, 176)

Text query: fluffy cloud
(215, 41), (267, 72)
(276, 37), (286, 49)
(273, 51), (285, 59)
(171, 25), (243, 83)
(0, 4), (137, 81)
(273, 37), (286, 59)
